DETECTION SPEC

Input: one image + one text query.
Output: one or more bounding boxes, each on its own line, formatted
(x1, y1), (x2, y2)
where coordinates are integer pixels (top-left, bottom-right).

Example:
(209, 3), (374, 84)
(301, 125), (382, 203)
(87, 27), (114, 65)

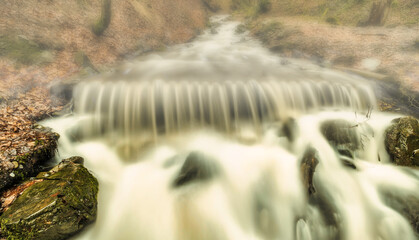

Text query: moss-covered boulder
(0, 156), (98, 240)
(385, 116), (419, 166)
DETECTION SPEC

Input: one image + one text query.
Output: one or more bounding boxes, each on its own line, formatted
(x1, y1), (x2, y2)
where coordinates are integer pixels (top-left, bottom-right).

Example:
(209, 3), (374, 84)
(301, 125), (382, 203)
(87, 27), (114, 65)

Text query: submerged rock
(381, 191), (419, 236)
(172, 151), (219, 188)
(320, 119), (360, 151)
(0, 157), (98, 240)
(281, 117), (299, 142)
(385, 116), (419, 166)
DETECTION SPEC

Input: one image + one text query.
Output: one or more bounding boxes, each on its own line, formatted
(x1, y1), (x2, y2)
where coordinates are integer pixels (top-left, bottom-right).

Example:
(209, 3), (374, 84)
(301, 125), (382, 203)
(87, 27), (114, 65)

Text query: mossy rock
(0, 129), (59, 191)
(381, 191), (419, 236)
(0, 157), (98, 240)
(385, 116), (419, 166)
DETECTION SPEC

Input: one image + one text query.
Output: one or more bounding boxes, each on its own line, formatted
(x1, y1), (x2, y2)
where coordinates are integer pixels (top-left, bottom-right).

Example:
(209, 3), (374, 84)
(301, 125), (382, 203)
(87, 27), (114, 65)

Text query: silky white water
(43, 16), (418, 240)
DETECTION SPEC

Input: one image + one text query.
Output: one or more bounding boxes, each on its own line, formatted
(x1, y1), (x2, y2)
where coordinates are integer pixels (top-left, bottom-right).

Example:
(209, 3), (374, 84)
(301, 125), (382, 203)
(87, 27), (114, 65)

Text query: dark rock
(281, 117), (298, 142)
(320, 119), (360, 151)
(381, 191), (419, 236)
(309, 192), (341, 240)
(340, 159), (357, 170)
(337, 149), (353, 159)
(0, 157), (98, 240)
(385, 116), (419, 166)
(0, 128), (59, 191)
(172, 151), (219, 188)
(300, 147), (319, 195)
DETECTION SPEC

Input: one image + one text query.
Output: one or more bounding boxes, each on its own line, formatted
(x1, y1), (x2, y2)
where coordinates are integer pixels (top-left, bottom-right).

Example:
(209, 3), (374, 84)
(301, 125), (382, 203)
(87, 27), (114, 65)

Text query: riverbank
(0, 0), (209, 193)
(242, 15), (418, 116)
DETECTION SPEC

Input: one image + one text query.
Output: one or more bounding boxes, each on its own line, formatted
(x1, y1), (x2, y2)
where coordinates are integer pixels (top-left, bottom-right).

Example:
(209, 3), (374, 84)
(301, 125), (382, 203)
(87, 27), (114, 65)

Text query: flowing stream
(43, 16), (418, 240)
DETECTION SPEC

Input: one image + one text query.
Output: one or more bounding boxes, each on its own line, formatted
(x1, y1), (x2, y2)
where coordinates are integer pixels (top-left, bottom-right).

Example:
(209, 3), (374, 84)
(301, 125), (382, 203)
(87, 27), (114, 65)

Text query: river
(43, 15), (418, 240)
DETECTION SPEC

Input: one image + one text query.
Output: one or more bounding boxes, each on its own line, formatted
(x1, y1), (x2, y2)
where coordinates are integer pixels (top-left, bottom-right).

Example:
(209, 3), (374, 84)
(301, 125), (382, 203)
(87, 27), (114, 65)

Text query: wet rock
(300, 147), (319, 195)
(336, 149), (357, 170)
(385, 116), (419, 166)
(281, 117), (298, 142)
(173, 151), (219, 188)
(337, 149), (353, 159)
(320, 119), (360, 151)
(381, 191), (419, 236)
(309, 192), (341, 240)
(0, 157), (98, 240)
(340, 159), (357, 170)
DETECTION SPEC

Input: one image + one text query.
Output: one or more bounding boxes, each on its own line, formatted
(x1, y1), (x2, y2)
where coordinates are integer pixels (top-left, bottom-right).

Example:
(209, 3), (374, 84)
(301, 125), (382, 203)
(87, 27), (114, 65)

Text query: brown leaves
(0, 87), (62, 164)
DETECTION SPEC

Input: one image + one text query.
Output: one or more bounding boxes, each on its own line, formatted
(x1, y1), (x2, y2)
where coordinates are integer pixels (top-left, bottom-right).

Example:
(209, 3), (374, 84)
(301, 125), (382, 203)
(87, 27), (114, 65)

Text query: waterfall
(43, 15), (418, 240)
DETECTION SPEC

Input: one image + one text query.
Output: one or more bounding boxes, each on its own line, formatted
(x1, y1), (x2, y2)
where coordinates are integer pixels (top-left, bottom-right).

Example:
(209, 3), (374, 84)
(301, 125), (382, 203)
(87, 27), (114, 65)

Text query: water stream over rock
(43, 15), (418, 240)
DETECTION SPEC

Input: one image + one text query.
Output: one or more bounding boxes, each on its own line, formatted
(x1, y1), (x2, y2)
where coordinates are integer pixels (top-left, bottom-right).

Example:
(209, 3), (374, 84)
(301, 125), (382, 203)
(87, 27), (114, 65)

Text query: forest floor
(0, 0), (207, 191)
(246, 15), (419, 115)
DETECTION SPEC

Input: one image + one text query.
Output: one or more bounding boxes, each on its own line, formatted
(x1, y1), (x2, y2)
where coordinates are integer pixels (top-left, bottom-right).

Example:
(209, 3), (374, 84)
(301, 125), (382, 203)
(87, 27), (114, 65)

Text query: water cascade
(44, 16), (418, 240)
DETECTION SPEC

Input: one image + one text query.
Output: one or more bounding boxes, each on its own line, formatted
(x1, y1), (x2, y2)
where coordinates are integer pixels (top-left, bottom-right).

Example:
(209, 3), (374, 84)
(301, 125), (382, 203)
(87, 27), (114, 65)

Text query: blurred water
(43, 15), (418, 240)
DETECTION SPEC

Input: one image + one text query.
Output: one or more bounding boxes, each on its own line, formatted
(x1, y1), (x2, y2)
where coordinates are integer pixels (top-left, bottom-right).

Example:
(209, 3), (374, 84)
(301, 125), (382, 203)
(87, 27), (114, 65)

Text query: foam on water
(43, 15), (418, 240)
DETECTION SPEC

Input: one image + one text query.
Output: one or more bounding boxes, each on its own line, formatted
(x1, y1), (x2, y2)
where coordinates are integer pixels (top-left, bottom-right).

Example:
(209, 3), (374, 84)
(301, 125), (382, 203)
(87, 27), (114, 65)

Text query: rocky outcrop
(0, 125), (59, 191)
(385, 116), (419, 166)
(0, 156), (98, 240)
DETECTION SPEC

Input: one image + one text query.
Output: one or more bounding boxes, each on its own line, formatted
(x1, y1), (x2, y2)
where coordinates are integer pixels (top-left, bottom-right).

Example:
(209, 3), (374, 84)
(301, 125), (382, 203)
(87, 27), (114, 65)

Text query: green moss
(0, 35), (52, 65)
(92, 0), (112, 36)
(0, 161), (98, 240)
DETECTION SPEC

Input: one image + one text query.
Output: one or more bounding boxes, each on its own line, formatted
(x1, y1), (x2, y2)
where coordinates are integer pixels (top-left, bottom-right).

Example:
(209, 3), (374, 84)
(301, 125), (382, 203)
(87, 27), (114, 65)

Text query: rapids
(43, 16), (418, 240)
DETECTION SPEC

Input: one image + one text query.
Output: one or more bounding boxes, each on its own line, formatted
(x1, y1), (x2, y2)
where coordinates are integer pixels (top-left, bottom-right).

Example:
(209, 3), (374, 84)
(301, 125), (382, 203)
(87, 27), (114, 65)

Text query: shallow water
(43, 15), (418, 240)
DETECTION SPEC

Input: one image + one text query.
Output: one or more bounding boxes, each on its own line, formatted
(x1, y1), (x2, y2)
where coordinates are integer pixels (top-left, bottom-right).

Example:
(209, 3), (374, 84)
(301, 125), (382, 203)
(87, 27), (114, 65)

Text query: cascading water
(43, 15), (418, 240)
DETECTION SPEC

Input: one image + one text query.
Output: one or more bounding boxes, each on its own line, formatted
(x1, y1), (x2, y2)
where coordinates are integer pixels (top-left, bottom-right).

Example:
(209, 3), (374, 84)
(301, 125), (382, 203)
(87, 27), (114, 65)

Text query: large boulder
(385, 116), (419, 166)
(0, 157), (98, 240)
